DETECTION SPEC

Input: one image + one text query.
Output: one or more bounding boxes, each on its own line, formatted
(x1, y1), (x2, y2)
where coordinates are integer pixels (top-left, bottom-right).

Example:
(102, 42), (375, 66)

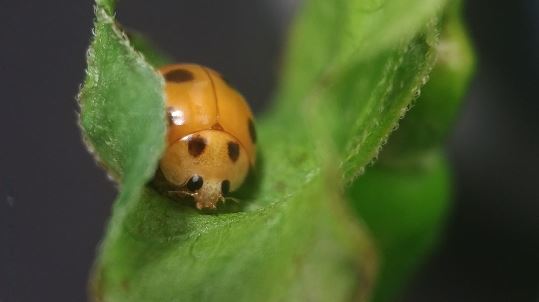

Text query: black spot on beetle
(248, 119), (257, 143)
(188, 136), (206, 157)
(221, 180), (230, 195)
(227, 141), (240, 162)
(166, 107), (174, 125)
(165, 69), (194, 83)
(186, 175), (203, 191)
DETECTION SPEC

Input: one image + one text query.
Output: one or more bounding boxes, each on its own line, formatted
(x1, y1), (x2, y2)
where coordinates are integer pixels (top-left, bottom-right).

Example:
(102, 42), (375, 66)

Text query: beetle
(157, 64), (256, 209)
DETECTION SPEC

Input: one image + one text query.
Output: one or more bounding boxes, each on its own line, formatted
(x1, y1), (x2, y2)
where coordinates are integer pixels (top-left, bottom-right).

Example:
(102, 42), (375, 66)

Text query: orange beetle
(157, 64), (256, 209)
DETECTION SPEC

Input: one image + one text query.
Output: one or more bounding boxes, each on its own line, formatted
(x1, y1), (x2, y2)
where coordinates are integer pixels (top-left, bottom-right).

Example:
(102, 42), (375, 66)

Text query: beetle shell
(158, 64), (256, 209)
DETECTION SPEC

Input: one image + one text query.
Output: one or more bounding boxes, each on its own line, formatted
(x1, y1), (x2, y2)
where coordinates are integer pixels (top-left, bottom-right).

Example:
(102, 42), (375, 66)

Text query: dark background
(1, 0), (537, 301)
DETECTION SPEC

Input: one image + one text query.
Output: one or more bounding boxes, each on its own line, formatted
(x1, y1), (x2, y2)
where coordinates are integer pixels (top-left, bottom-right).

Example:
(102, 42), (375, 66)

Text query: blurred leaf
(348, 1), (475, 301)
(79, 0), (457, 301)
(276, 0), (447, 182)
(348, 154), (451, 302)
(379, 0), (475, 165)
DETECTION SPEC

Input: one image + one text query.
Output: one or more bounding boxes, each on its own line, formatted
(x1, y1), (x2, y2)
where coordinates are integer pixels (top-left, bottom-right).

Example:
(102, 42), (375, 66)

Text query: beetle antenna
(224, 196), (241, 204)
(168, 190), (196, 198)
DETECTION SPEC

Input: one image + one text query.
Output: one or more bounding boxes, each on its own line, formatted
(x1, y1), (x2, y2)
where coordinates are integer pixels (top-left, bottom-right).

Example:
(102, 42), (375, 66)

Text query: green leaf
(80, 9), (165, 180)
(348, 1), (475, 301)
(79, 0), (460, 301)
(275, 0), (447, 182)
(79, 6), (166, 245)
(379, 0), (475, 165)
(348, 154), (451, 302)
(96, 0), (116, 15)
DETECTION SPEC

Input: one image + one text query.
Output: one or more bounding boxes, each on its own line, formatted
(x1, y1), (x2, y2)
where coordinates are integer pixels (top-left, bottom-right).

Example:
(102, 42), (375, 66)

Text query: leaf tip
(95, 0), (116, 15)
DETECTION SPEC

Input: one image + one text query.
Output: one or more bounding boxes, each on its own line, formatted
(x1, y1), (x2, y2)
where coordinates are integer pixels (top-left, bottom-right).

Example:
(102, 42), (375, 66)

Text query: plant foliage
(79, 0), (473, 301)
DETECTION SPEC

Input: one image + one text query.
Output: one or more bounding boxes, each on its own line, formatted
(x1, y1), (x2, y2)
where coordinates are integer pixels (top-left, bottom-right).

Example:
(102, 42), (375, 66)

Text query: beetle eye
(221, 180), (230, 195)
(186, 175), (203, 192)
